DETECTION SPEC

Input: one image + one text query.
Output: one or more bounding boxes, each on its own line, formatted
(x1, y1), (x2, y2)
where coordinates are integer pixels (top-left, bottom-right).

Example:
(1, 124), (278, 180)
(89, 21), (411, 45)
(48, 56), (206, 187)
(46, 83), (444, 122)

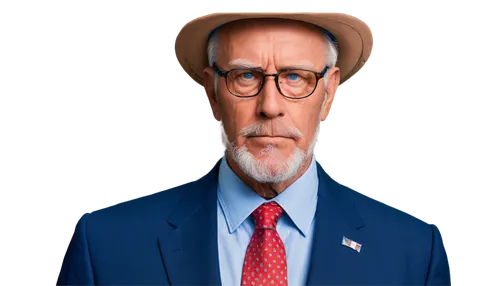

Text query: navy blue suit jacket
(57, 159), (451, 285)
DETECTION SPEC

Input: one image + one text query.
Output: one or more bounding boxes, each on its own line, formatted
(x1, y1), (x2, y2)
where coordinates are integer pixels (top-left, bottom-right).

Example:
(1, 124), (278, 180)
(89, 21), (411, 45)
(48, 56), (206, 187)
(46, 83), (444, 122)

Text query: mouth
(246, 135), (295, 144)
(247, 135), (292, 139)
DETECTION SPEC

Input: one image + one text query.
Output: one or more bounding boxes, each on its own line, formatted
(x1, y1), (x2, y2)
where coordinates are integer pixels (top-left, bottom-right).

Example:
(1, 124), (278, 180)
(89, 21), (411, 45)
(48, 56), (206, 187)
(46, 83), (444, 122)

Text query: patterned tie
(241, 201), (288, 286)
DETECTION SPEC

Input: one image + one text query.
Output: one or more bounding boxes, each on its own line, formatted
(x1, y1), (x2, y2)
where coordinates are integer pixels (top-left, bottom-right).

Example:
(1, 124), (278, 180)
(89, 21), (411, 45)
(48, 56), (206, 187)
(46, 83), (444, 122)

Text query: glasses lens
(224, 68), (319, 98)
(226, 69), (263, 97)
(278, 70), (317, 98)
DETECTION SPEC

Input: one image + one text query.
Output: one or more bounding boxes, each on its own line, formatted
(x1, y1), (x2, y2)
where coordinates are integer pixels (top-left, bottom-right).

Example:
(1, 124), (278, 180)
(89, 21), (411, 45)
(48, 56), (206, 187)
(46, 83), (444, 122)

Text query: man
(57, 13), (450, 285)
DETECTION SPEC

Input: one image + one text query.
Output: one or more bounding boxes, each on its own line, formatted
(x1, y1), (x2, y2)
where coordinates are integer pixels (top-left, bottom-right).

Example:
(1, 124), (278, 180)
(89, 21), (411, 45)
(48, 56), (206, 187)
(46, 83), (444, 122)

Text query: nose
(256, 77), (285, 119)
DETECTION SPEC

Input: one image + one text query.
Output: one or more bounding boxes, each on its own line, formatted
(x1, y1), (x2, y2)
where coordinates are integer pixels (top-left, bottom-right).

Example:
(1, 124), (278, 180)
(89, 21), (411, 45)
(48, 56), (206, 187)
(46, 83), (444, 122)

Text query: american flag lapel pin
(342, 236), (362, 253)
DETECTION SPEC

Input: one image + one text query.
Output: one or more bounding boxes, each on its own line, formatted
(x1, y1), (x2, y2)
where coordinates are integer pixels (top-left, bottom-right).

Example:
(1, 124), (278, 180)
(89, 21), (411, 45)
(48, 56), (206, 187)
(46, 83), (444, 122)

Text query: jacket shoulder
(86, 159), (221, 223)
(338, 181), (431, 234)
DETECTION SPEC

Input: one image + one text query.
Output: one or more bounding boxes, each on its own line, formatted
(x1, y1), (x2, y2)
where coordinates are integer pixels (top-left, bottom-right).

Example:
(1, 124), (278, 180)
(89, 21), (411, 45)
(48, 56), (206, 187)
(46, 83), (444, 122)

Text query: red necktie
(241, 201), (288, 286)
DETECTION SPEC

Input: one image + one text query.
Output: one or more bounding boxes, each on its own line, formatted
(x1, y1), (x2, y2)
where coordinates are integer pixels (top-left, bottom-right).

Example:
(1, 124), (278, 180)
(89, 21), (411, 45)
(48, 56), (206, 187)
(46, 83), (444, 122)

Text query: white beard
(221, 122), (321, 184)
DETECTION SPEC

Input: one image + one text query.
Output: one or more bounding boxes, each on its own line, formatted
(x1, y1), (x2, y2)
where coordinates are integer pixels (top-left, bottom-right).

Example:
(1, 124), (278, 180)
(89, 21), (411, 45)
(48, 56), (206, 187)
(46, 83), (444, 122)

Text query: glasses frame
(212, 63), (329, 100)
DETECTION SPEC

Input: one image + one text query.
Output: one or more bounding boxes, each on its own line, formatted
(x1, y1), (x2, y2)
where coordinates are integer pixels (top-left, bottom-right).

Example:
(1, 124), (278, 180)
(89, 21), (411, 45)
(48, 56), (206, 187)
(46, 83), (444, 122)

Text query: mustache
(240, 121), (303, 139)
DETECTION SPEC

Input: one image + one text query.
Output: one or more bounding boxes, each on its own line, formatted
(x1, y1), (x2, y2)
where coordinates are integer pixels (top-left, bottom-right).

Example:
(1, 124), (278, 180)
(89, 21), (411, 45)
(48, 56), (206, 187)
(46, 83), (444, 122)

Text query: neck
(224, 150), (313, 200)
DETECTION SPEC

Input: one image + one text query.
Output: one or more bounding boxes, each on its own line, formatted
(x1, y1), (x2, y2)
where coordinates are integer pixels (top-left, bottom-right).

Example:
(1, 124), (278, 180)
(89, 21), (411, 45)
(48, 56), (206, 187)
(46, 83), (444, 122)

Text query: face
(203, 19), (340, 183)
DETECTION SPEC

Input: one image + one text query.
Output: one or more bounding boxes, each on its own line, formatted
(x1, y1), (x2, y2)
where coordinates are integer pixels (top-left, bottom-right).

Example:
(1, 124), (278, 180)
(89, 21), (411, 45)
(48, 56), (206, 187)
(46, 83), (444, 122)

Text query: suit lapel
(156, 159), (365, 285)
(306, 162), (365, 285)
(158, 160), (223, 286)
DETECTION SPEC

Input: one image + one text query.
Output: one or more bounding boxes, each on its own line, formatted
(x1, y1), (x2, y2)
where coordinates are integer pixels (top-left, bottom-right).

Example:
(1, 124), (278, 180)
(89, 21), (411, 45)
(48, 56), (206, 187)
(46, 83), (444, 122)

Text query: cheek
(291, 104), (322, 147)
(219, 99), (255, 143)
(218, 97), (238, 125)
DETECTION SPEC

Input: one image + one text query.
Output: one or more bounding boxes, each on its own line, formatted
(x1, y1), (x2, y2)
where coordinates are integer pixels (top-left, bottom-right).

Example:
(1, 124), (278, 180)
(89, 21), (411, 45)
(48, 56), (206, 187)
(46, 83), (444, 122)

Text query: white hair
(221, 120), (321, 184)
(207, 29), (338, 93)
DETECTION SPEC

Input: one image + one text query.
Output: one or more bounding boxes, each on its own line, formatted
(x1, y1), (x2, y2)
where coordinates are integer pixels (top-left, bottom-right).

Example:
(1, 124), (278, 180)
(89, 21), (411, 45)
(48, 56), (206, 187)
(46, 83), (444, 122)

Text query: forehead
(215, 19), (326, 67)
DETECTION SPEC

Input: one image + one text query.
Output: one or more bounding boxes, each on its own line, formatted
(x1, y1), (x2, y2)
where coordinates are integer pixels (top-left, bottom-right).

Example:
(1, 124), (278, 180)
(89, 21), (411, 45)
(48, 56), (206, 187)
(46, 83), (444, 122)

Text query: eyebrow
(228, 59), (259, 69)
(283, 61), (315, 70)
(227, 59), (318, 71)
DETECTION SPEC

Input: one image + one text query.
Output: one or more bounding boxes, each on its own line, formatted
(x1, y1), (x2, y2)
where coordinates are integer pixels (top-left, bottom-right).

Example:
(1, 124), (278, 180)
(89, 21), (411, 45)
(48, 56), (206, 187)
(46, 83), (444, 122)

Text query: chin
(255, 146), (288, 173)
(221, 125), (313, 183)
(231, 144), (308, 184)
(255, 144), (285, 158)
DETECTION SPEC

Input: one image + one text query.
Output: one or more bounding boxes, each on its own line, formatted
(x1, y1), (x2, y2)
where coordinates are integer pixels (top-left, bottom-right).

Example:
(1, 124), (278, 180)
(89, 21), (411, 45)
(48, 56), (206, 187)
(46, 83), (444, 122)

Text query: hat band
(207, 21), (337, 43)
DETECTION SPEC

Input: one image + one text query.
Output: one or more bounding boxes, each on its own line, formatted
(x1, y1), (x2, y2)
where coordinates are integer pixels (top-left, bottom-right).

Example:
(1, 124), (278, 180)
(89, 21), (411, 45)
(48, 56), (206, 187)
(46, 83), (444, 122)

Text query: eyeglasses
(212, 63), (329, 100)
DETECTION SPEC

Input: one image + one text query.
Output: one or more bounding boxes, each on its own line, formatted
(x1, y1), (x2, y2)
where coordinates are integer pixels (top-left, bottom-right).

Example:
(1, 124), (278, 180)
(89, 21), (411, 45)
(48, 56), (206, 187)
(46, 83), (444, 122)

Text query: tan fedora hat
(175, 13), (373, 86)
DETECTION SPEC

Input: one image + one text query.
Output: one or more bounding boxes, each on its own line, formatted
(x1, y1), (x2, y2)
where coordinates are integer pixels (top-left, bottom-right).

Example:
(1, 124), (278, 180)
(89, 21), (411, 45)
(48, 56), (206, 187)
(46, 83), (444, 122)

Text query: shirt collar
(217, 154), (319, 237)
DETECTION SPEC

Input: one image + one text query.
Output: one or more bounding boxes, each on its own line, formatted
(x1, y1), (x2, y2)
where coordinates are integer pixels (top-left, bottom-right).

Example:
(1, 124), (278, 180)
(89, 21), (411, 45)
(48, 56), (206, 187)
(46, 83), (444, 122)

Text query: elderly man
(57, 13), (450, 286)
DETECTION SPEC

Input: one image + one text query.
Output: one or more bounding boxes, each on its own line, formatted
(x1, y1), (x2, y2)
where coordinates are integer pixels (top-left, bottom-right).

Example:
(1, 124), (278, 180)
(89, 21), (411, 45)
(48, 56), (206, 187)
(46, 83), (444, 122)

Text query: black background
(42, 4), (456, 285)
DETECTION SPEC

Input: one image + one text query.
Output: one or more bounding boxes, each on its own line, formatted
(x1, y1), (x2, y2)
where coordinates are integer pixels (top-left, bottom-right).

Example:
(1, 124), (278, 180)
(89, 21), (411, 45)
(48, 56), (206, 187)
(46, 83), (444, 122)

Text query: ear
(320, 67), (340, 121)
(203, 66), (221, 121)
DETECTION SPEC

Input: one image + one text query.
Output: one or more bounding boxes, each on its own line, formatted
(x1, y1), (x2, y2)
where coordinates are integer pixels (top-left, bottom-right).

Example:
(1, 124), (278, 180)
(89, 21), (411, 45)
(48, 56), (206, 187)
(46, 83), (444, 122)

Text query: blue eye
(287, 73), (300, 81)
(242, 72), (254, 80)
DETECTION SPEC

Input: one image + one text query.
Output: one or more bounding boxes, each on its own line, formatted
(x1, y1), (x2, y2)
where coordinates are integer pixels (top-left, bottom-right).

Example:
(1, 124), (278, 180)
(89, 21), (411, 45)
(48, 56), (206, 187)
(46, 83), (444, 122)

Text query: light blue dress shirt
(217, 154), (319, 286)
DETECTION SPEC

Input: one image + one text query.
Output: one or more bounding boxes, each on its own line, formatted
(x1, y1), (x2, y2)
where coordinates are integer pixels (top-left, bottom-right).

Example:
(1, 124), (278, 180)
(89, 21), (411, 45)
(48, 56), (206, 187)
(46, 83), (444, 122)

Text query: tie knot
(251, 201), (284, 230)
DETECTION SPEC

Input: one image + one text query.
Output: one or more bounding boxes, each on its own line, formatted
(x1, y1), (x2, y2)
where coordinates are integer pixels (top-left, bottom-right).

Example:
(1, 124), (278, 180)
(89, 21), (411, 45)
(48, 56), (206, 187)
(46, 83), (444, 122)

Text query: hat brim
(175, 13), (373, 86)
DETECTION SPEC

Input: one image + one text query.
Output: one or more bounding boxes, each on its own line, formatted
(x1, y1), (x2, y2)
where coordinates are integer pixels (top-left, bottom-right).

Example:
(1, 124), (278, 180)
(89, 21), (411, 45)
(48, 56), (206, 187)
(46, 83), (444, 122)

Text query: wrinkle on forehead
(216, 18), (326, 71)
(228, 59), (316, 70)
